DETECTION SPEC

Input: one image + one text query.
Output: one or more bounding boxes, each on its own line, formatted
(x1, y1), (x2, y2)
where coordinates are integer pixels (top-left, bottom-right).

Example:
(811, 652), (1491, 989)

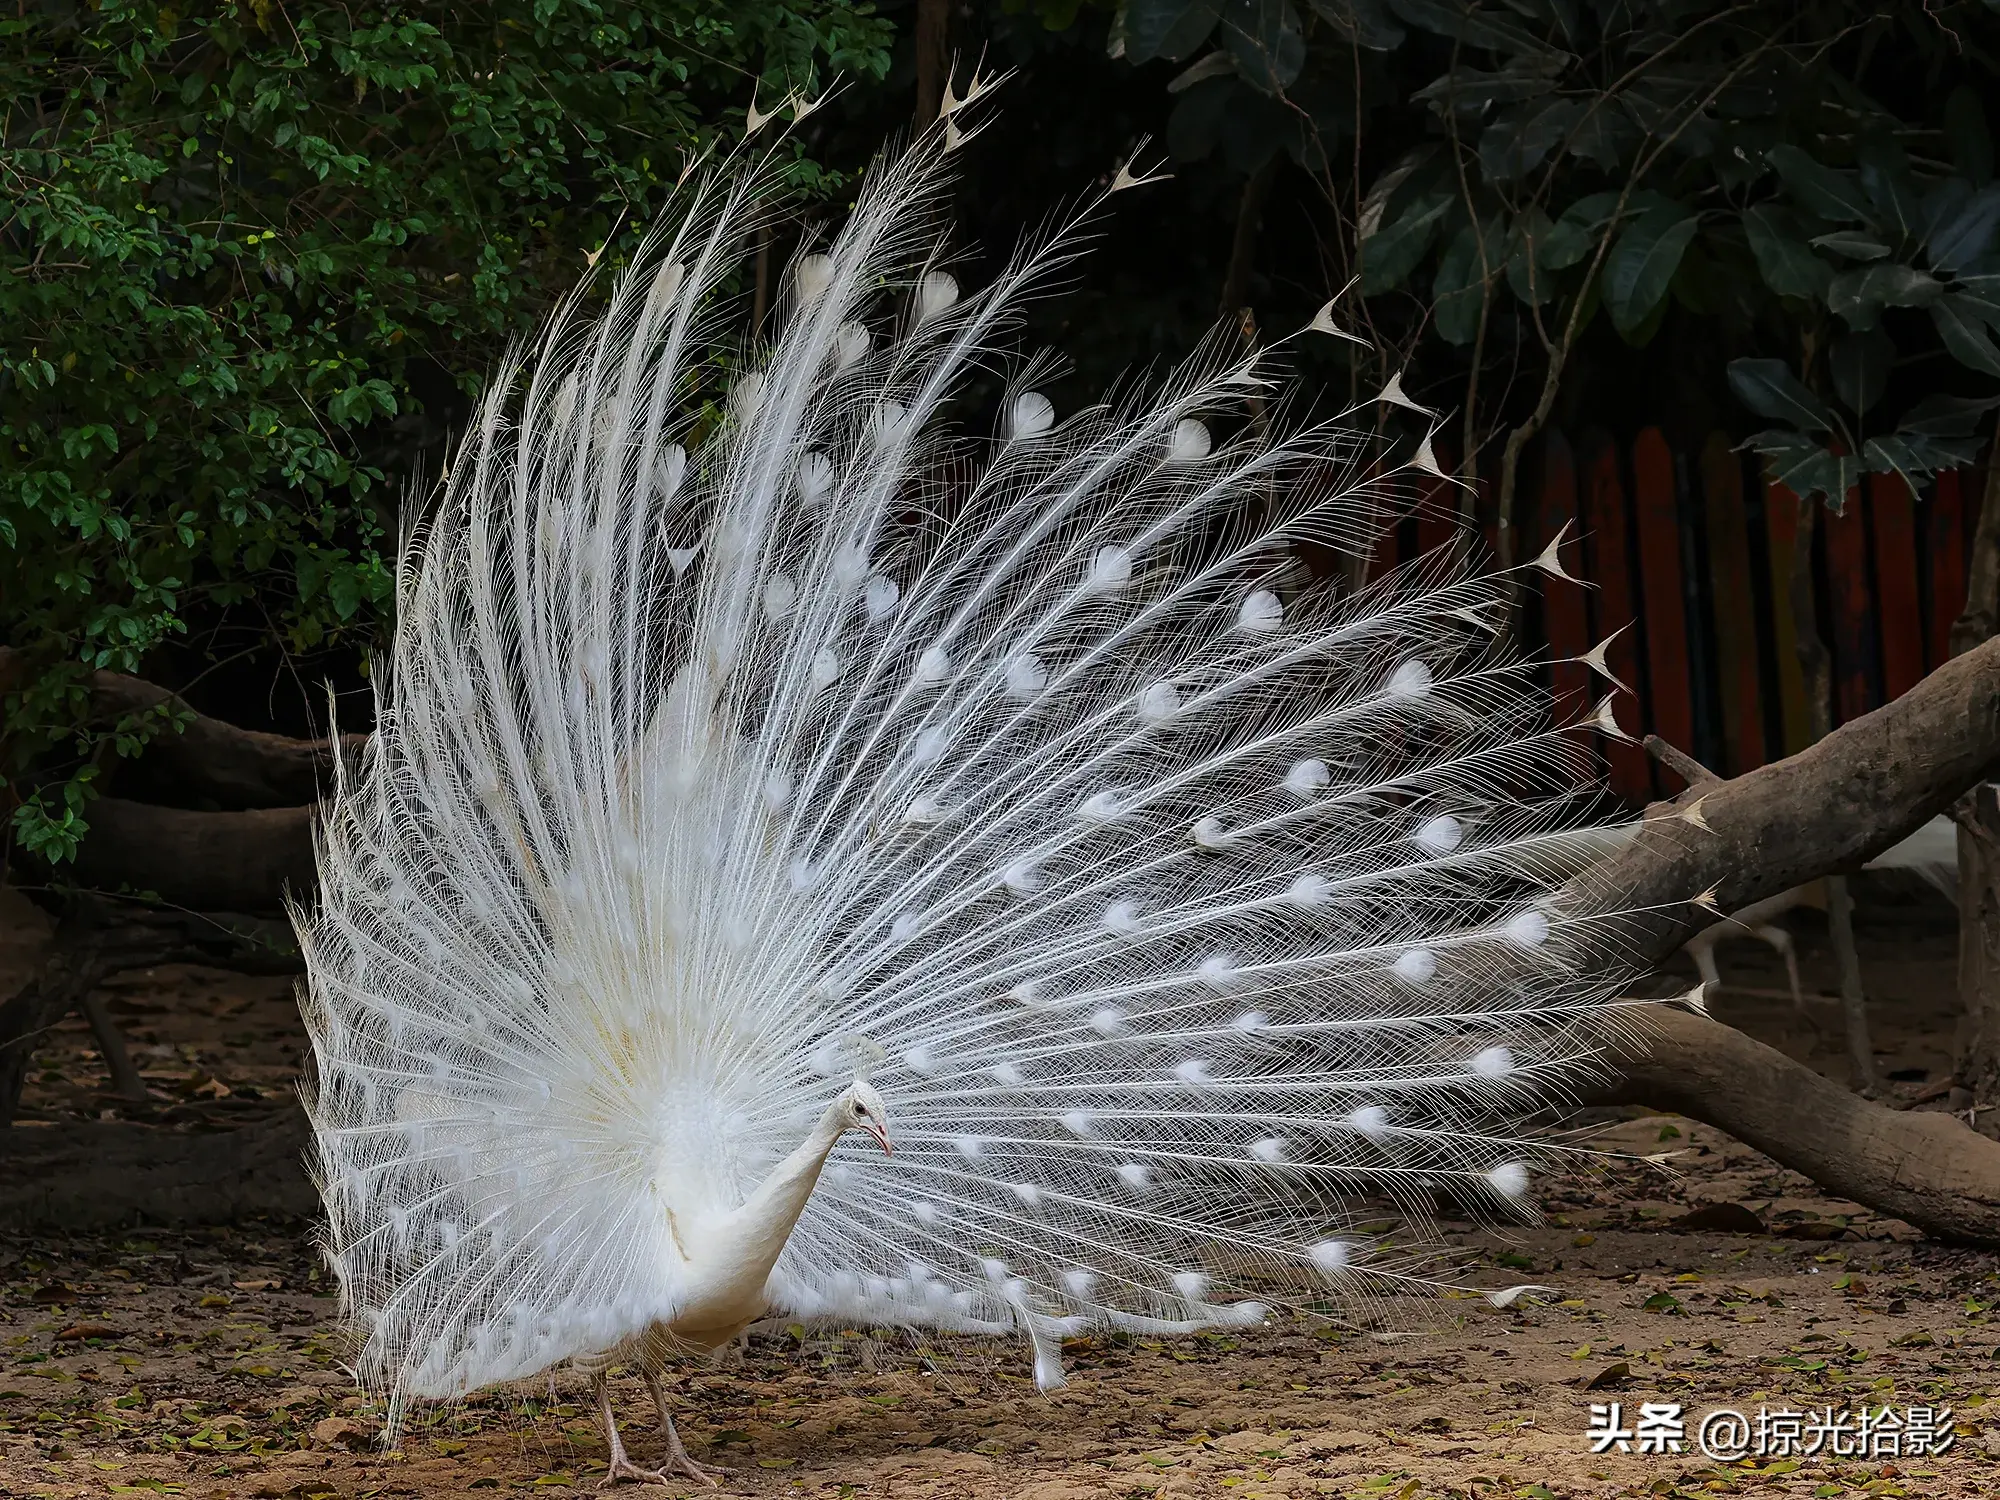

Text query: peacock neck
(685, 1096), (849, 1313)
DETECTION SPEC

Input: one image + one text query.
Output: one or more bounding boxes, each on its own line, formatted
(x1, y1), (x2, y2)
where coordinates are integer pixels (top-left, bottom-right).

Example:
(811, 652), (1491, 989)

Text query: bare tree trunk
(1218, 160), (1277, 328)
(913, 0), (951, 126)
(1788, 492), (1875, 1090)
(1952, 426), (2000, 1124)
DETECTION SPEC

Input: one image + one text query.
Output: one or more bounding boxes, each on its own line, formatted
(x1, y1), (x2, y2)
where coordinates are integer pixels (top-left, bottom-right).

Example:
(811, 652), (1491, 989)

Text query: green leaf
(1810, 231), (1888, 261)
(1933, 295), (2000, 375)
(1741, 429), (1859, 508)
(1765, 144), (1875, 225)
(1383, 0), (1556, 56)
(1358, 189), (1452, 294)
(1540, 191), (1626, 270)
(1477, 99), (1580, 183)
(1857, 136), (1923, 243)
(1432, 222), (1503, 345)
(1604, 206), (1698, 337)
(1828, 263), (1942, 331)
(1306, 0), (1404, 50)
(1727, 358), (1835, 432)
(1900, 390), (2000, 439)
(1412, 54), (1564, 115)
(1220, 0), (1305, 94)
(1929, 183), (2000, 273)
(1829, 330), (1893, 415)
(1124, 0), (1223, 61)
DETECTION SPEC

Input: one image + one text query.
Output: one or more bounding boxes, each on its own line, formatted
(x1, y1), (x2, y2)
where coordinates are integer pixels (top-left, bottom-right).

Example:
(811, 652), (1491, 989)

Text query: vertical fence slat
(1581, 434), (1651, 800)
(1762, 483), (1812, 755)
(1633, 428), (1694, 759)
(1699, 434), (1763, 774)
(1929, 468), (1968, 667)
(1536, 433), (1590, 724)
(1868, 472), (1924, 702)
(1824, 484), (1878, 723)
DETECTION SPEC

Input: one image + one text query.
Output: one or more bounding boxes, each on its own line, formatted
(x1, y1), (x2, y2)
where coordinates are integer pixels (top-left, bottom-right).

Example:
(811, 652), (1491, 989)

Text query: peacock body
(298, 100), (1637, 1483)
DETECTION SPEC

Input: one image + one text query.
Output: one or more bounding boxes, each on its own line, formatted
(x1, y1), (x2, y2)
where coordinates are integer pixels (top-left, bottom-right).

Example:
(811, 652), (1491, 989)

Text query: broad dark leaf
(1125, 0), (1224, 62)
(1384, 0), (1557, 56)
(1306, 0), (1405, 50)
(1809, 231), (1888, 261)
(1222, 0), (1305, 94)
(1432, 221), (1506, 345)
(1357, 189), (1452, 294)
(1478, 99), (1579, 183)
(1857, 136), (1923, 244)
(1929, 183), (2000, 273)
(1828, 263), (1942, 330)
(1742, 205), (1833, 300)
(1944, 84), (1994, 184)
(1604, 205), (1698, 336)
(1412, 55), (1564, 115)
(1742, 429), (1859, 510)
(1568, 104), (1639, 170)
(1765, 144), (1875, 226)
(1932, 295), (2000, 375)
(1829, 329), (1893, 415)
(1540, 190), (1662, 270)
(1901, 391), (2000, 439)
(1727, 359), (1835, 432)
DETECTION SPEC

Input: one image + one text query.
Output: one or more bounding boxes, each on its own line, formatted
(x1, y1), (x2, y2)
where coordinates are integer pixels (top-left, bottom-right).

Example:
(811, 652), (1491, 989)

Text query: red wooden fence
(1366, 429), (1982, 804)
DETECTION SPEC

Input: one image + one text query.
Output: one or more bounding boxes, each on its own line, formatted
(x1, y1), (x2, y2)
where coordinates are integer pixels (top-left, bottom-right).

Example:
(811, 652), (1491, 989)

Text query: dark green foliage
(1, 0), (890, 859)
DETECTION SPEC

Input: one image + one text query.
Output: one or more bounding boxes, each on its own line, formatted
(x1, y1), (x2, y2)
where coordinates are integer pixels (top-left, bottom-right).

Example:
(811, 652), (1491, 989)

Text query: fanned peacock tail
(296, 98), (1641, 1428)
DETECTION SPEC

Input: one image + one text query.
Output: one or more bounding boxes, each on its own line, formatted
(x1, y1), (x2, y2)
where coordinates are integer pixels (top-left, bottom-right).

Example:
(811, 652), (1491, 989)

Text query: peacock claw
(596, 1455), (672, 1488)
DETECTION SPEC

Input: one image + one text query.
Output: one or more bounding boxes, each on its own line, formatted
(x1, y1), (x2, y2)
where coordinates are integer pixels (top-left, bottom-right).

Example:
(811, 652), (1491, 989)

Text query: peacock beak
(865, 1121), (893, 1156)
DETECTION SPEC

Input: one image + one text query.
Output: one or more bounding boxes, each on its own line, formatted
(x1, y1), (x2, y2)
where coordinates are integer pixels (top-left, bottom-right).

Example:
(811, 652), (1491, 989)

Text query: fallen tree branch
(0, 1106), (315, 1230)
(1567, 633), (2000, 969)
(1589, 1007), (2000, 1247)
(0, 646), (363, 810)
(65, 798), (316, 915)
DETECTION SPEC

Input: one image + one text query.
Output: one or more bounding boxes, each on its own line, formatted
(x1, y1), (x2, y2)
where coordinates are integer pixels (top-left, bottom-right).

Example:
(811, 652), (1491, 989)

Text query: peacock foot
(596, 1454), (672, 1488)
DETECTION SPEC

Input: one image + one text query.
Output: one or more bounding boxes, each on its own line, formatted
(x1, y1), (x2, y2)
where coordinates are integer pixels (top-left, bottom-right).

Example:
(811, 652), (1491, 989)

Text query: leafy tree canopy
(1, 0), (891, 860)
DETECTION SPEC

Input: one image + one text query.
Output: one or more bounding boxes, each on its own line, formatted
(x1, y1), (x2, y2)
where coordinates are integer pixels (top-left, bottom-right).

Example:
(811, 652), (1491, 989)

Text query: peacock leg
(645, 1370), (724, 1486)
(591, 1372), (669, 1489)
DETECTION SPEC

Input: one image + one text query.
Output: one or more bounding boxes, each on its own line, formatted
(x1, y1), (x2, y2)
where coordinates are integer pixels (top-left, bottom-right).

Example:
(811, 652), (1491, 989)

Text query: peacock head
(837, 1079), (893, 1156)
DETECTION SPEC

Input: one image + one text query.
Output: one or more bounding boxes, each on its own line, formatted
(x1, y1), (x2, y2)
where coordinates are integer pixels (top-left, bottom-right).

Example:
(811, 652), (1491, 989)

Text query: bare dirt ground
(3, 881), (1998, 1499)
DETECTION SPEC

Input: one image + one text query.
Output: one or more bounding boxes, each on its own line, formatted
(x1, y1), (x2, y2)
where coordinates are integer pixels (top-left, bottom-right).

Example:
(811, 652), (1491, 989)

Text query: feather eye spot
(1308, 1239), (1351, 1271)
(1393, 947), (1437, 984)
(763, 772), (794, 811)
(1192, 815), (1233, 850)
(1010, 1182), (1043, 1207)
(1238, 590), (1283, 633)
(1172, 1057), (1213, 1085)
(794, 253), (835, 306)
(1136, 681), (1180, 723)
(953, 1134), (986, 1160)
(1089, 1005), (1130, 1038)
(1284, 759), (1330, 798)
(874, 402), (911, 446)
(1231, 1009), (1270, 1032)
(809, 649), (842, 688)
(1115, 1163), (1152, 1191)
(1077, 789), (1126, 823)
(1506, 909), (1551, 948)
(834, 320), (871, 371)
(1196, 953), (1241, 991)
(731, 371), (766, 419)
(910, 728), (949, 766)
(1347, 1104), (1391, 1140)
(1010, 391), (1055, 439)
(1169, 418), (1212, 462)
(864, 575), (901, 620)
(1488, 1161), (1530, 1198)
(1288, 873), (1331, 908)
(1062, 1268), (1097, 1298)
(1102, 900), (1145, 937)
(1002, 859), (1042, 896)
(914, 645), (952, 686)
(763, 574), (798, 620)
(1089, 545), (1133, 591)
(1060, 1109), (1096, 1137)
(1470, 1045), (1515, 1079)
(1247, 1136), (1286, 1162)
(1416, 815), (1463, 854)
(1388, 660), (1433, 699)
(918, 271), (960, 322)
(1170, 1270), (1208, 1301)
(1005, 653), (1047, 701)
